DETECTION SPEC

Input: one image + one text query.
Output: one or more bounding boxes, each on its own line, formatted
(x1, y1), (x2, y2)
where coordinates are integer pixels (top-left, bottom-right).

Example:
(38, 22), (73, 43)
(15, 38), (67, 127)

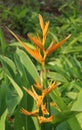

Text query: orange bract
(38, 115), (54, 124)
(39, 14), (45, 32)
(9, 14), (71, 66)
(21, 108), (38, 116)
(21, 80), (57, 124)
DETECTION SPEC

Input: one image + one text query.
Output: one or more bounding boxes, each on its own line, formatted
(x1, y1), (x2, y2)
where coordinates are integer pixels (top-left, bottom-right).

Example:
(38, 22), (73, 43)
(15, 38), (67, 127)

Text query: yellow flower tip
(66, 34), (72, 40)
(38, 115), (54, 124)
(35, 79), (43, 91)
(21, 108), (39, 116)
(42, 82), (58, 97)
(39, 14), (45, 31)
(45, 34), (71, 57)
(23, 87), (34, 98)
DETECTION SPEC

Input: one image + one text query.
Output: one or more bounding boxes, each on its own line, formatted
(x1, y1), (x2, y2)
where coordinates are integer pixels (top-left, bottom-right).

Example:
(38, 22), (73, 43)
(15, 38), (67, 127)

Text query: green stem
(42, 65), (47, 89)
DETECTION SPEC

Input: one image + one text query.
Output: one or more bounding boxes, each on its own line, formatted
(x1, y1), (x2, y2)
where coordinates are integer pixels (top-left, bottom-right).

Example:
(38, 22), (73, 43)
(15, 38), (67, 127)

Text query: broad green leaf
(50, 90), (67, 111)
(71, 90), (82, 111)
(0, 109), (8, 130)
(76, 112), (82, 128)
(67, 116), (82, 130)
(63, 46), (82, 54)
(52, 110), (77, 125)
(9, 42), (35, 49)
(0, 56), (16, 78)
(66, 92), (77, 100)
(48, 71), (68, 82)
(7, 75), (23, 99)
(56, 121), (71, 130)
(14, 48), (40, 85)
(6, 76), (23, 114)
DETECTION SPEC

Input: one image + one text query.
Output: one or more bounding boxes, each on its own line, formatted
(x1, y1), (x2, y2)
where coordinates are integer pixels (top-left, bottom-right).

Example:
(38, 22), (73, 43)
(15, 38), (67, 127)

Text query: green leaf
(66, 92), (77, 100)
(6, 76), (23, 114)
(48, 71), (68, 82)
(0, 56), (16, 78)
(7, 75), (23, 99)
(14, 48), (40, 85)
(50, 90), (67, 111)
(76, 112), (82, 128)
(52, 110), (77, 125)
(67, 116), (82, 130)
(71, 90), (82, 111)
(0, 109), (8, 130)
(14, 107), (40, 130)
(0, 85), (7, 116)
(0, 28), (7, 54)
(63, 46), (82, 54)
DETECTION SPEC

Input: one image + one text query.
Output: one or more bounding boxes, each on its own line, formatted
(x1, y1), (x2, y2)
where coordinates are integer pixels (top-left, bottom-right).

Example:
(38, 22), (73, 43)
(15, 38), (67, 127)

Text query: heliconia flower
(32, 86), (43, 107)
(23, 80), (58, 108)
(22, 80), (57, 124)
(8, 29), (45, 65)
(38, 115), (54, 124)
(44, 34), (71, 59)
(21, 108), (39, 116)
(34, 79), (43, 91)
(39, 14), (50, 45)
(42, 82), (58, 97)
(8, 15), (71, 66)
(23, 86), (43, 108)
(27, 34), (44, 50)
(41, 104), (49, 115)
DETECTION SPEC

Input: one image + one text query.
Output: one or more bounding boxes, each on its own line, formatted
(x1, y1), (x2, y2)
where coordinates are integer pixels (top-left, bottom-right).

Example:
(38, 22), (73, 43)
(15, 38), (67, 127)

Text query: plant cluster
(0, 1), (82, 130)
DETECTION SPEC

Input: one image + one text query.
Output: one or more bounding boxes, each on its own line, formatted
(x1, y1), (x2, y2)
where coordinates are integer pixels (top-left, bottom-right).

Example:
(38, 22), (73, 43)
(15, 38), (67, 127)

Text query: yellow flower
(38, 115), (54, 124)
(23, 86), (43, 108)
(44, 34), (71, 59)
(23, 80), (57, 108)
(42, 82), (57, 97)
(27, 34), (44, 50)
(9, 14), (71, 66)
(21, 80), (57, 124)
(39, 14), (50, 45)
(21, 108), (38, 116)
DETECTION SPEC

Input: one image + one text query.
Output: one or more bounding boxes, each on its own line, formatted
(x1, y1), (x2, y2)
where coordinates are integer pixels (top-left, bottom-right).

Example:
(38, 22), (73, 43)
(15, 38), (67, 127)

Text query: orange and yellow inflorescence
(9, 14), (71, 66)
(21, 80), (57, 124)
(9, 14), (71, 124)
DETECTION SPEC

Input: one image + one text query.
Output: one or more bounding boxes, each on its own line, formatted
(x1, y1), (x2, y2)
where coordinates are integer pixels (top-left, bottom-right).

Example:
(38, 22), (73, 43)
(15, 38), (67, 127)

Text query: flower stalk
(9, 14), (71, 125)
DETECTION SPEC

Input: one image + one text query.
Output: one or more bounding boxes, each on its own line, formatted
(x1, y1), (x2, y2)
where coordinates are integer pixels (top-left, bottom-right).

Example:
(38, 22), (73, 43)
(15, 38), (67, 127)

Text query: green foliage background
(0, 0), (82, 130)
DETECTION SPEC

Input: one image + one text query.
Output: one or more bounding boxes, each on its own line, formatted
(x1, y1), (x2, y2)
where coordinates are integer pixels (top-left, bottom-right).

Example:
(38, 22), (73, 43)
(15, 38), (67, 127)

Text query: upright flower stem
(42, 65), (51, 130)
(42, 65), (47, 89)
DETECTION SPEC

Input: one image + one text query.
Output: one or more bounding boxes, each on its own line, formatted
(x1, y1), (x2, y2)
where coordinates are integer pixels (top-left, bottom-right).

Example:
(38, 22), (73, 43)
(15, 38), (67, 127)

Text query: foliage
(0, 1), (82, 130)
